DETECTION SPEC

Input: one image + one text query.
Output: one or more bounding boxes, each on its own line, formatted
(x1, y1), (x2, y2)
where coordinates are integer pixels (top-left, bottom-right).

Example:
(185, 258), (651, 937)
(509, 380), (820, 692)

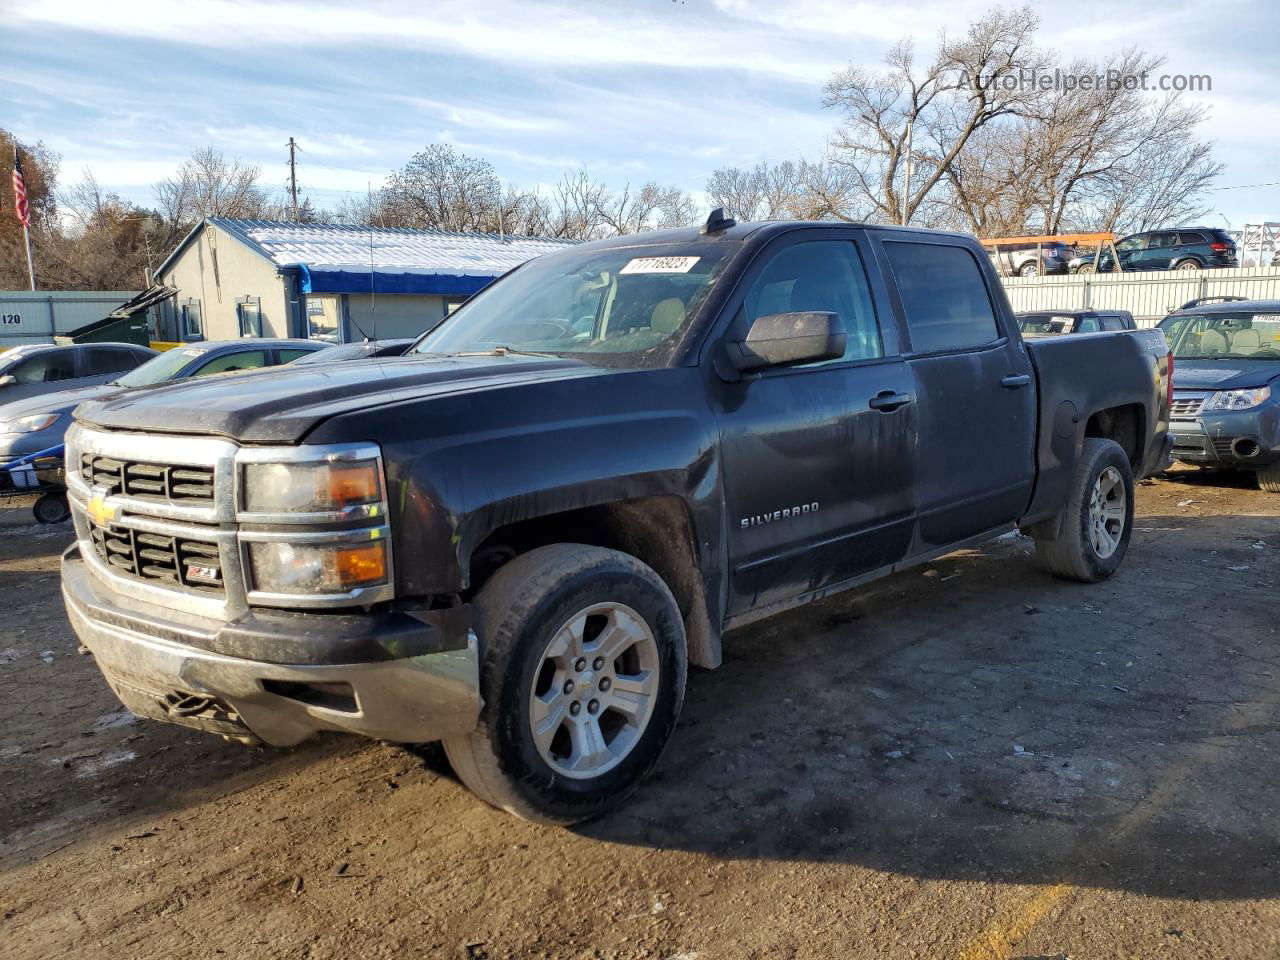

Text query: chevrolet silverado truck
(62, 214), (1173, 824)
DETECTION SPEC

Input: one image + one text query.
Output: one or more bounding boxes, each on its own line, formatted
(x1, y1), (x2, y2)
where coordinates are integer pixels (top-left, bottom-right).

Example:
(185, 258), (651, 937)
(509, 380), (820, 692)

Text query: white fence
(0, 290), (137, 347)
(1000, 266), (1280, 327)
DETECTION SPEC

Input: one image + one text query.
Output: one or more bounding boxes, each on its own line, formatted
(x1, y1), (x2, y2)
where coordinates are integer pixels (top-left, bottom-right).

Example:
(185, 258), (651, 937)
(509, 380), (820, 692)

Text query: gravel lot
(2, 469), (1278, 959)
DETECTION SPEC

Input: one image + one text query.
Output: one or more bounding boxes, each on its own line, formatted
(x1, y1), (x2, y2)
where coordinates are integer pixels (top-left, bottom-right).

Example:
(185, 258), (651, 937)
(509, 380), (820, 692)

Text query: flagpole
(22, 222), (34, 291)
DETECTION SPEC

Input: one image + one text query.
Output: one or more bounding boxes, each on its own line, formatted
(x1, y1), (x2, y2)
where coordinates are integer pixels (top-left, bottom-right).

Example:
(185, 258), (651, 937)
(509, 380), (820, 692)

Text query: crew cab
(61, 215), (1173, 824)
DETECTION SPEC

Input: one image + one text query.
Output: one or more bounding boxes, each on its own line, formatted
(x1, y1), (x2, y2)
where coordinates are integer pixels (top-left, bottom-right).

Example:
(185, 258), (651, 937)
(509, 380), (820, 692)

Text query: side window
(277, 348), (314, 364)
(1100, 315), (1127, 332)
(884, 242), (1000, 354)
(1076, 316), (1100, 333)
(1147, 232), (1177, 249)
(182, 300), (203, 339)
(192, 350), (268, 377)
(741, 240), (882, 365)
(1178, 232), (1206, 245)
(11, 350), (75, 384)
(1115, 235), (1144, 253)
(84, 347), (141, 375)
(237, 297), (263, 337)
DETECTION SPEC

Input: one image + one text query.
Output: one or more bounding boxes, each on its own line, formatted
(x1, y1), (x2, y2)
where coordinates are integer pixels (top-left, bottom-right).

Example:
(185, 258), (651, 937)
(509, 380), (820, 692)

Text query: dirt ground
(2, 469), (1278, 960)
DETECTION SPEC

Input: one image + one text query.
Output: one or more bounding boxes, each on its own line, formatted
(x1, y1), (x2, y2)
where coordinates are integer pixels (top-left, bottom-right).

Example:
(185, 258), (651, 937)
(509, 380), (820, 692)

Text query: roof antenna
(701, 206), (736, 235)
(368, 180), (376, 345)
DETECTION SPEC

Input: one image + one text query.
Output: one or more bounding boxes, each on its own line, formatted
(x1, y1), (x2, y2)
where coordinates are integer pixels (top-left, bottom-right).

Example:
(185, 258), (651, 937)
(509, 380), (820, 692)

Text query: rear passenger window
(84, 347), (141, 375)
(277, 349), (314, 364)
(1100, 315), (1127, 332)
(885, 242), (1000, 353)
(742, 240), (882, 365)
(1076, 316), (1100, 333)
(1178, 232), (1206, 245)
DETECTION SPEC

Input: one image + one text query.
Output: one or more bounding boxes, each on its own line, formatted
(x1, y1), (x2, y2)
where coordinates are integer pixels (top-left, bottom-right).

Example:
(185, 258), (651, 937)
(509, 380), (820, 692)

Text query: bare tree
(154, 147), (269, 234)
(823, 6), (1046, 225)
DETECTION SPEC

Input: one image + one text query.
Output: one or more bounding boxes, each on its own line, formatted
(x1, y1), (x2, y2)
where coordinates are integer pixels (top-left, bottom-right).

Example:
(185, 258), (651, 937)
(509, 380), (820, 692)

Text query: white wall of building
(156, 224), (289, 342)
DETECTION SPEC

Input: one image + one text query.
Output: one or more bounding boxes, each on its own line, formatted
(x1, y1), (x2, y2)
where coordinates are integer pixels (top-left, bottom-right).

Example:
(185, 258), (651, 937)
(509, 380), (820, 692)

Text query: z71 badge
(740, 502), (819, 529)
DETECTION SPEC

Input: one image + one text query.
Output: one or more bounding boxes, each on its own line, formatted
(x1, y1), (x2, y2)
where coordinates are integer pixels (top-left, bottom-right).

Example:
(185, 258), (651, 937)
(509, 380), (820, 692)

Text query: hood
(74, 354), (609, 443)
(0, 382), (122, 421)
(1174, 359), (1280, 391)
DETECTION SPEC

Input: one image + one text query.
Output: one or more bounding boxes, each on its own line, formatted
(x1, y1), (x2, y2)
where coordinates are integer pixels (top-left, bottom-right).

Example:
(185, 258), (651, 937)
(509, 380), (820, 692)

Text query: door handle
(1001, 374), (1032, 388)
(868, 390), (913, 412)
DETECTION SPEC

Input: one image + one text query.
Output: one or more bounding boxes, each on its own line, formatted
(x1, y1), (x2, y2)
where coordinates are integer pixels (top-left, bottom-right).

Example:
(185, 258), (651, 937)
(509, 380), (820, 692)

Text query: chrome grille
(86, 518), (225, 595)
(80, 453), (215, 503)
(1170, 393), (1208, 418)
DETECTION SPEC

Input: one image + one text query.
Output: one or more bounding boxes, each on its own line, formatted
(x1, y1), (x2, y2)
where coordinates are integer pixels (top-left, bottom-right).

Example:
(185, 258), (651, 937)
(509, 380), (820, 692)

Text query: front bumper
(1170, 406), (1280, 468)
(63, 546), (481, 747)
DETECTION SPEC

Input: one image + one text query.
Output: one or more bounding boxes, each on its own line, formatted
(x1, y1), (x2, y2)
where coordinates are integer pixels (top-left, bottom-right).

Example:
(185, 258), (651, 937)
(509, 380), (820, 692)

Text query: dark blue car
(1160, 299), (1280, 491)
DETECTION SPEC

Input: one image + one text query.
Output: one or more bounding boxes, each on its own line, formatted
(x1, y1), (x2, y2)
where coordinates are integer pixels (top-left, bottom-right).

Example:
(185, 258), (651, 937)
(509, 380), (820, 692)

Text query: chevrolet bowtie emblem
(86, 489), (116, 526)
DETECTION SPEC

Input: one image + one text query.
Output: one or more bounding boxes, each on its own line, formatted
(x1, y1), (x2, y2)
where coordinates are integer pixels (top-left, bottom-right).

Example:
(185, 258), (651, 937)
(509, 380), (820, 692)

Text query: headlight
(0, 413), (61, 434)
(242, 458), (383, 515)
(248, 536), (389, 596)
(1203, 387), (1272, 411)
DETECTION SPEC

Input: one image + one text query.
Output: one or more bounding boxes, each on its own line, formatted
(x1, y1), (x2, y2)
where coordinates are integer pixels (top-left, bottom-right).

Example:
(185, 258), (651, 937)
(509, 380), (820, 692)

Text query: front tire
(1033, 438), (1135, 582)
(444, 544), (687, 825)
(1258, 463), (1280, 493)
(1019, 261), (1040, 277)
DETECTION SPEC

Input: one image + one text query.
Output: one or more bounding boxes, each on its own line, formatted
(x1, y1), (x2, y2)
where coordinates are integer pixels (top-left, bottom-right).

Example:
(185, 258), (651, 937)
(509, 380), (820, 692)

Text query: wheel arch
(468, 495), (720, 669)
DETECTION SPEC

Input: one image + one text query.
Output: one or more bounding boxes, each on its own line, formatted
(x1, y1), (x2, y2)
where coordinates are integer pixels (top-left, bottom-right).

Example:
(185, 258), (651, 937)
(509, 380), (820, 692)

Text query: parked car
(0, 338), (325, 465)
(290, 339), (415, 364)
(987, 241), (1073, 277)
(1080, 228), (1238, 273)
(0, 342), (155, 403)
(61, 216), (1172, 824)
(1158, 298), (1280, 490)
(1017, 309), (1136, 336)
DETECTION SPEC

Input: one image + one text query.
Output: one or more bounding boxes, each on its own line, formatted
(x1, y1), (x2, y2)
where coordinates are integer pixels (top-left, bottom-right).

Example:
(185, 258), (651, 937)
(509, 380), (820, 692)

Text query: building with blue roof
(141, 217), (576, 344)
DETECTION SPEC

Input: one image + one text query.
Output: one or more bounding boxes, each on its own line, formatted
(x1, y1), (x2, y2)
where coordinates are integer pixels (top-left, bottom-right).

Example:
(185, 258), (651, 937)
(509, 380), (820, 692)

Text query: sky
(1, 0), (1278, 229)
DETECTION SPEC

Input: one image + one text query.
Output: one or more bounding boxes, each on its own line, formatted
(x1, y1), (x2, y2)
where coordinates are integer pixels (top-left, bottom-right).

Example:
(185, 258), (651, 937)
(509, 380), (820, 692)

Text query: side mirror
(723, 311), (846, 374)
(0, 374), (15, 387)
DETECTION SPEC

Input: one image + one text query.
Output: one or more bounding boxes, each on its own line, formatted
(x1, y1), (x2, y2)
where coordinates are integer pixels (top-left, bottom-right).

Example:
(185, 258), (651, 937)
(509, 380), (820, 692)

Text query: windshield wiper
(453, 346), (559, 359)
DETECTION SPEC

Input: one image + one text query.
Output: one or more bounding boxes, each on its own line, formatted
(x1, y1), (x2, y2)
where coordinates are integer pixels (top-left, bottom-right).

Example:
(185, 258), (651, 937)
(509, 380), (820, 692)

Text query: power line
(1212, 180), (1280, 191)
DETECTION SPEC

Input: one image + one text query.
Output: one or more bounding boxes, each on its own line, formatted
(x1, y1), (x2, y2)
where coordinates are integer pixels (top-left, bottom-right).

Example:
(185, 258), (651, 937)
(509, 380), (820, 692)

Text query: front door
(713, 234), (918, 615)
(876, 236), (1036, 549)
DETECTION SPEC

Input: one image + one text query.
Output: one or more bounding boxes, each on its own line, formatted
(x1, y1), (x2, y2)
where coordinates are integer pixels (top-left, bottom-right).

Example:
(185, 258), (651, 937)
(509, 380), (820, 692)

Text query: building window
(181, 300), (204, 340)
(237, 297), (262, 337)
(444, 297), (467, 316)
(306, 296), (340, 342)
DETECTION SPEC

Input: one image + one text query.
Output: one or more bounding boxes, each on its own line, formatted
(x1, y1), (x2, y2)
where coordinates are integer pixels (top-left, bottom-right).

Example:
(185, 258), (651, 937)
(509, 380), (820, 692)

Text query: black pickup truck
(61, 215), (1172, 824)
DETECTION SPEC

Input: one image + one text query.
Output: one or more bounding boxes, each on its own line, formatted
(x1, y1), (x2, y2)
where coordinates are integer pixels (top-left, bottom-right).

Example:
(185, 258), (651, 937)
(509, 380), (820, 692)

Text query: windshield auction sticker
(619, 256), (700, 274)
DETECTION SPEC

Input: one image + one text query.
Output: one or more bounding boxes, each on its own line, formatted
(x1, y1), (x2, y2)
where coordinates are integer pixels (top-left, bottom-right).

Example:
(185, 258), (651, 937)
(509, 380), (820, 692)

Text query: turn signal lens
(324, 462), (381, 509)
(333, 542), (387, 587)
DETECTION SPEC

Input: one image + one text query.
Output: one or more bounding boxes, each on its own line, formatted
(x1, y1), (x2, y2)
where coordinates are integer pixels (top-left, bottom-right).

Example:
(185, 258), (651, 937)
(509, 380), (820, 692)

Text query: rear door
(1142, 232), (1179, 271)
(874, 235), (1036, 549)
(79, 345), (143, 385)
(712, 230), (917, 614)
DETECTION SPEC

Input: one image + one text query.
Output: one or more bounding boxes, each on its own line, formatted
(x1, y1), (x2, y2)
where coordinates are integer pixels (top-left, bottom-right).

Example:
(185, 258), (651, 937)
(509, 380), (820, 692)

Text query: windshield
(413, 240), (738, 369)
(112, 346), (203, 387)
(1161, 312), (1280, 359)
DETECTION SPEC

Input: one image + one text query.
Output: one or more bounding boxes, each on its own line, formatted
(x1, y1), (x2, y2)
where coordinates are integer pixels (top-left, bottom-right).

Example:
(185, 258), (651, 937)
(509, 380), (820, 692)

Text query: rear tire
(33, 493), (70, 525)
(1019, 261), (1040, 277)
(444, 544), (687, 825)
(1174, 259), (1202, 271)
(1258, 463), (1280, 493)
(1033, 438), (1135, 582)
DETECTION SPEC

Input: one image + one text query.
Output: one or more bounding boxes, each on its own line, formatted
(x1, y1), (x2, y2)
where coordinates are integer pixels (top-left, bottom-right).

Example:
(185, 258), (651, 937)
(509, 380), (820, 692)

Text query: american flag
(12, 147), (30, 228)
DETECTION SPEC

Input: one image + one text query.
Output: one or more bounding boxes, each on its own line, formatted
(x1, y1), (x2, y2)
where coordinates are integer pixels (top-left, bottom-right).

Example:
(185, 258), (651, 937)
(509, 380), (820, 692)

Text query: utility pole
(287, 137), (299, 221)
